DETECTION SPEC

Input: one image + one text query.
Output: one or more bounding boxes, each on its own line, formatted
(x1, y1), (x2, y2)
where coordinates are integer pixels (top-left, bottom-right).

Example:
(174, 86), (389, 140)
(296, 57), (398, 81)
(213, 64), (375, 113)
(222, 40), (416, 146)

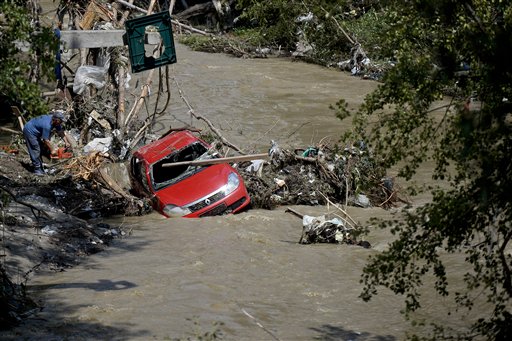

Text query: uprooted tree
(334, 1), (512, 339)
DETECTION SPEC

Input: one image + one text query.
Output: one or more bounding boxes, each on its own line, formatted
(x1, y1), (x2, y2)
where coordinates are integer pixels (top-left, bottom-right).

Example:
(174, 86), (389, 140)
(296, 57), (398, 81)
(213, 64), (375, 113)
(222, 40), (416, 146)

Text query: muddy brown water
(3, 4), (465, 339)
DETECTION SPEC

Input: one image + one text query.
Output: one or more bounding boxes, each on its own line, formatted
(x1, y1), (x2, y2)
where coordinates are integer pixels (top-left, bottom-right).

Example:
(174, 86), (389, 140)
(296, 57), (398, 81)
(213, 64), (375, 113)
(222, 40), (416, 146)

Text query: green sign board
(125, 11), (177, 73)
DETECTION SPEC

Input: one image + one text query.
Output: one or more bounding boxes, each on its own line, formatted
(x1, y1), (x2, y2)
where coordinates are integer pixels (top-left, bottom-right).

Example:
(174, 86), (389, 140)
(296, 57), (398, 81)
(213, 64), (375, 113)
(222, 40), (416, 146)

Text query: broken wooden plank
(162, 153), (269, 168)
(88, 110), (112, 130)
(0, 127), (22, 135)
(80, 0), (114, 30)
(60, 30), (126, 49)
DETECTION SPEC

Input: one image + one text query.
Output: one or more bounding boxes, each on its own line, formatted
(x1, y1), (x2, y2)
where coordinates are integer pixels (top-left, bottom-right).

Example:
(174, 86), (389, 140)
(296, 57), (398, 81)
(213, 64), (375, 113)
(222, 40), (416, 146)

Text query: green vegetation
(183, 1), (393, 67)
(0, 0), (57, 117)
(235, 0), (305, 50)
(341, 1), (512, 339)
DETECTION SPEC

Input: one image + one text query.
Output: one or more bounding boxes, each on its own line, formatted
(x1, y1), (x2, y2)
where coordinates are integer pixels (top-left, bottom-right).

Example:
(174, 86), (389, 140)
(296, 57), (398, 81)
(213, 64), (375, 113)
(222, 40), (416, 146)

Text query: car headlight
(162, 204), (192, 217)
(223, 172), (240, 195)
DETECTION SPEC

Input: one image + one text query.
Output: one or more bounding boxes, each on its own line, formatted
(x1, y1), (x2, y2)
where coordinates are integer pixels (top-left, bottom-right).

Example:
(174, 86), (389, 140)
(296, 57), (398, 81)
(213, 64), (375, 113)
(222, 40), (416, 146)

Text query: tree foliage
(234, 0), (384, 63)
(338, 1), (512, 339)
(0, 0), (57, 117)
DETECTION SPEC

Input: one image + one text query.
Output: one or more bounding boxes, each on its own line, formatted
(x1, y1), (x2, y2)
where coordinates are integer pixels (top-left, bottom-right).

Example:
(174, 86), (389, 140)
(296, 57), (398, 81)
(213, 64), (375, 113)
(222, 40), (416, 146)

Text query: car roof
(133, 130), (206, 164)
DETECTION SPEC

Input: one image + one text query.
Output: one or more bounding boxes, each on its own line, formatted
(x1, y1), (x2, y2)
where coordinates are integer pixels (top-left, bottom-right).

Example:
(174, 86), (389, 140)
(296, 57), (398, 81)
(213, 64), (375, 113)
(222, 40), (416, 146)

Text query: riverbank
(0, 150), (131, 328)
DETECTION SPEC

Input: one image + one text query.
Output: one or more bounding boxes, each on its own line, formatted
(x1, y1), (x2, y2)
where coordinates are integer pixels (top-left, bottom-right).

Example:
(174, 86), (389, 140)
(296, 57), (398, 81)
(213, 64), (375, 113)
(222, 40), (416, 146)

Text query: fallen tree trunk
(175, 2), (214, 21)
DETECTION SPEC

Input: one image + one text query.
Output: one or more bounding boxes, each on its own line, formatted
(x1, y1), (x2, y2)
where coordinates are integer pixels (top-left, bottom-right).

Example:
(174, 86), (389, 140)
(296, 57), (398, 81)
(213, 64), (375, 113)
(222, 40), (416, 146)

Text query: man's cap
(52, 110), (67, 122)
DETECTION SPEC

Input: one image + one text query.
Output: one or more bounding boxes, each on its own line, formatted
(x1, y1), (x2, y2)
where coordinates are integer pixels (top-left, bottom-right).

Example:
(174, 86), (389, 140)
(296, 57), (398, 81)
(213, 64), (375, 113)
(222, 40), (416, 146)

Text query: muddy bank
(0, 150), (132, 328)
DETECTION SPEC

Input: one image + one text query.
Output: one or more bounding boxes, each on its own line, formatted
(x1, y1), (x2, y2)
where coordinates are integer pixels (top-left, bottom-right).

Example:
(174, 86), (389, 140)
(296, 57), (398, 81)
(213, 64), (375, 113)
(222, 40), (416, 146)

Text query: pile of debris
(237, 141), (405, 211)
(282, 205), (370, 247)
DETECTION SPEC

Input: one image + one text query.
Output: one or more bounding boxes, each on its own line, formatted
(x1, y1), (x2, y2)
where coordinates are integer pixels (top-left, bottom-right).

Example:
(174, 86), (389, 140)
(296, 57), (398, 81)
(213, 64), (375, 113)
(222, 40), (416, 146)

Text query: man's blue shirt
(24, 115), (62, 141)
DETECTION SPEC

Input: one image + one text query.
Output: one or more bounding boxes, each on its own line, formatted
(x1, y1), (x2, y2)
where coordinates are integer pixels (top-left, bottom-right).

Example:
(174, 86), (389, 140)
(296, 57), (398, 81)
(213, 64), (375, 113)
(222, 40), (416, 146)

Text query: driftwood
(175, 2), (214, 21)
(116, 51), (127, 126)
(285, 207), (304, 219)
(97, 167), (132, 199)
(114, 0), (131, 126)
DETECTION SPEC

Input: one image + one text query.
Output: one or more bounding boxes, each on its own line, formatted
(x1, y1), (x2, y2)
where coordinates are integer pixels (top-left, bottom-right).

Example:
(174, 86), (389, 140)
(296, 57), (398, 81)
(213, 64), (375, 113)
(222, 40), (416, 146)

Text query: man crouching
(23, 109), (72, 175)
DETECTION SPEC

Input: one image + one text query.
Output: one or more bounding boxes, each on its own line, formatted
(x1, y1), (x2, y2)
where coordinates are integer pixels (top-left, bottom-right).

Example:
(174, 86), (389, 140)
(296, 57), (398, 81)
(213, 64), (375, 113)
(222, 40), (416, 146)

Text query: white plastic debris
(73, 65), (108, 95)
(246, 159), (265, 173)
(52, 189), (66, 197)
(41, 225), (59, 236)
(296, 12), (314, 22)
(355, 194), (371, 208)
(274, 178), (286, 187)
(83, 137), (112, 154)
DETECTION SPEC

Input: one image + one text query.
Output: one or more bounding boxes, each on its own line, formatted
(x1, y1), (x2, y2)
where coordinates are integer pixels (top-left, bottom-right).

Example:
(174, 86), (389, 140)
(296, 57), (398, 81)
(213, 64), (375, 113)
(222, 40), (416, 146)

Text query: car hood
(154, 164), (237, 206)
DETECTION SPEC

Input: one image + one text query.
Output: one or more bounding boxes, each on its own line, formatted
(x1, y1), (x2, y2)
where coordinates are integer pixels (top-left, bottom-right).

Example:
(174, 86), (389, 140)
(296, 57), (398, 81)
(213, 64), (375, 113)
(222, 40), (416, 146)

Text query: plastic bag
(73, 64), (108, 95)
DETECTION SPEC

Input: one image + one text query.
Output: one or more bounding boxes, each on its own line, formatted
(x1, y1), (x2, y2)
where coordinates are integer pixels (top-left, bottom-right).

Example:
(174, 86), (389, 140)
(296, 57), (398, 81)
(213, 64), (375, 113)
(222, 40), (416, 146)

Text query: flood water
(6, 42), (456, 341)
(4, 4), (463, 340)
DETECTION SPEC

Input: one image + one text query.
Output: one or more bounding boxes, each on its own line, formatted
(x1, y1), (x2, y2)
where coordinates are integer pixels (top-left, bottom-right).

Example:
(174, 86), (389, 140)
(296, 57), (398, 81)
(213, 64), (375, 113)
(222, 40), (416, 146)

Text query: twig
(285, 207), (304, 219)
(317, 191), (358, 229)
(320, 6), (356, 45)
(172, 72), (245, 154)
(345, 177), (349, 208)
(378, 190), (398, 207)
(464, 3), (486, 33)
(0, 185), (51, 219)
(241, 308), (281, 341)
(286, 121), (311, 139)
(128, 114), (156, 150)
(252, 118), (280, 145)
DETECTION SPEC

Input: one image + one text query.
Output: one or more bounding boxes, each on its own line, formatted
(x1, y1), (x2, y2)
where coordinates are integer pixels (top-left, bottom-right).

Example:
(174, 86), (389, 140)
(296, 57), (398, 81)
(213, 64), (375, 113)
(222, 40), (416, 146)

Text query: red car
(129, 130), (251, 218)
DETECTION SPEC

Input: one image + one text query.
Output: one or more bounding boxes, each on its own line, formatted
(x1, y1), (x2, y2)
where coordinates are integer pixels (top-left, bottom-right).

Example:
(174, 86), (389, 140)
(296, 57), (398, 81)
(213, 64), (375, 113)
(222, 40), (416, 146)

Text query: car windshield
(150, 142), (210, 191)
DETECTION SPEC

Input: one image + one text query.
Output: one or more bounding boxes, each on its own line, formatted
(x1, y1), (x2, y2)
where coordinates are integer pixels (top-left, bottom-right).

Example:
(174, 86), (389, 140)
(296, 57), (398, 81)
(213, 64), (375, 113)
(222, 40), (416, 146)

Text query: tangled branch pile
(238, 141), (408, 210)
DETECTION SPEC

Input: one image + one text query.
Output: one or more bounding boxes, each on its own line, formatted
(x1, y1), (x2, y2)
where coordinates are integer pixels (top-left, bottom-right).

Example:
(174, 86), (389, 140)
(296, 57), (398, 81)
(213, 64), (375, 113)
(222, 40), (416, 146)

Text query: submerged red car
(129, 130), (251, 218)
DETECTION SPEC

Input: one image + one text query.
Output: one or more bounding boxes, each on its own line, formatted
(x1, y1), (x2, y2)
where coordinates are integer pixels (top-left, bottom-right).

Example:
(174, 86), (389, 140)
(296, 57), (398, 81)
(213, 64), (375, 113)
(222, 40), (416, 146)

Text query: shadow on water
(3, 319), (151, 341)
(32, 279), (137, 291)
(310, 324), (397, 341)
(0, 234), (154, 340)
